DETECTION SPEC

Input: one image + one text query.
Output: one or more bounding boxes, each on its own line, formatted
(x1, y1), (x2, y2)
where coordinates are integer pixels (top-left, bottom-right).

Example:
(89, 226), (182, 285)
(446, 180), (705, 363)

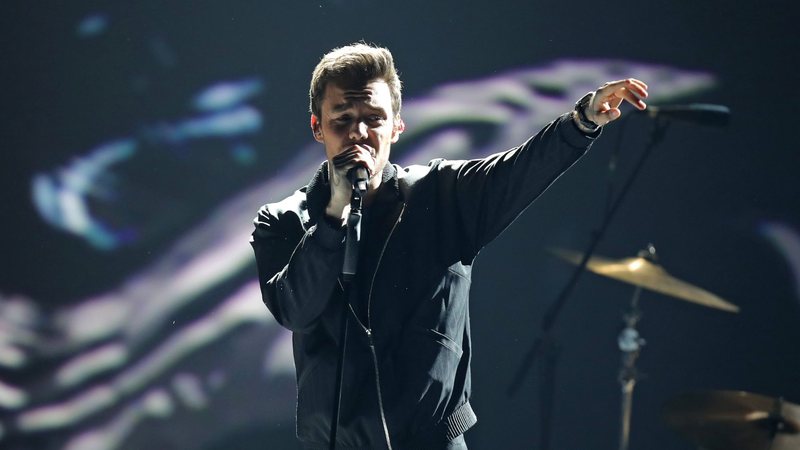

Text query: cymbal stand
(507, 116), (669, 450)
(618, 284), (645, 450)
(765, 396), (785, 450)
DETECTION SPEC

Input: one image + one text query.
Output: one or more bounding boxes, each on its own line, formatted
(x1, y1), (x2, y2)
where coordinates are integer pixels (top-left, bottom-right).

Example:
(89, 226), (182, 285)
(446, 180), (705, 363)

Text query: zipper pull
(365, 328), (374, 347)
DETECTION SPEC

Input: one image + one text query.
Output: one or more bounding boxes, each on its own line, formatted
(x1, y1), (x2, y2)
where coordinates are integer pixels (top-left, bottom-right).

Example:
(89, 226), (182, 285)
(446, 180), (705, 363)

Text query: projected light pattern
(76, 14), (109, 38)
(31, 79), (266, 250)
(16, 284), (271, 433)
(0, 296), (41, 372)
(4, 61), (715, 450)
(144, 105), (262, 143)
(31, 139), (138, 250)
(192, 79), (264, 112)
(760, 221), (800, 303)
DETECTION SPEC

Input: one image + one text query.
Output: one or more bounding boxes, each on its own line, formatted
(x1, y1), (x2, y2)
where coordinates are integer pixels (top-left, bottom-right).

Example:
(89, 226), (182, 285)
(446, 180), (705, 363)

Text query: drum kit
(551, 245), (799, 450)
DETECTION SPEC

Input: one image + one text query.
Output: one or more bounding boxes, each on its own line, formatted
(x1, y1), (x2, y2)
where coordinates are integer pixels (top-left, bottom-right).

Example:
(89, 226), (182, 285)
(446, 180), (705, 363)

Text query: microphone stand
(507, 116), (670, 449)
(329, 182), (365, 450)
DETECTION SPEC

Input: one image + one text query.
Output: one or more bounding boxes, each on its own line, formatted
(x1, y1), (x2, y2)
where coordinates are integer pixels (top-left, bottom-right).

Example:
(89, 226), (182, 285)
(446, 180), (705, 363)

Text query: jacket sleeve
(250, 201), (345, 333)
(436, 112), (599, 262)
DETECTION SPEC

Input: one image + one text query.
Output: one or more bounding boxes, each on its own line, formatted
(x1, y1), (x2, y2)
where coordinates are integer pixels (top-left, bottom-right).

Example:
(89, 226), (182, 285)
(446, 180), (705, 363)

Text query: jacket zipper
(352, 202), (404, 450)
(366, 203), (406, 330)
(339, 202), (405, 333)
(367, 328), (393, 449)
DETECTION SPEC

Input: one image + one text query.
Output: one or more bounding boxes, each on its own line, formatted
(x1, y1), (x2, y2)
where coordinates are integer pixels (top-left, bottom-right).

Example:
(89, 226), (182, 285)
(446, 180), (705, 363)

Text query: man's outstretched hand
(584, 78), (649, 127)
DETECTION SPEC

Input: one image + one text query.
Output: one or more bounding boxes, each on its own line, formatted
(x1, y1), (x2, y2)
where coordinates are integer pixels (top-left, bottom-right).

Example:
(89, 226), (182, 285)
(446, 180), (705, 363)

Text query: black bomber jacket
(250, 113), (597, 449)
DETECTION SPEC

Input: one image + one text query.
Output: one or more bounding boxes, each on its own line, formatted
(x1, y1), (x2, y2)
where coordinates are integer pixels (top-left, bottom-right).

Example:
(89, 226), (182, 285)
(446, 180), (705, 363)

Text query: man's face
(311, 79), (403, 181)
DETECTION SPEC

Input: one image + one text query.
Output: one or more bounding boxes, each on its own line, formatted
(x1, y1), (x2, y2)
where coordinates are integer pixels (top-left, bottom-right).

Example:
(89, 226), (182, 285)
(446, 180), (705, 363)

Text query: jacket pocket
(423, 327), (463, 357)
(296, 359), (330, 441)
(388, 325), (464, 439)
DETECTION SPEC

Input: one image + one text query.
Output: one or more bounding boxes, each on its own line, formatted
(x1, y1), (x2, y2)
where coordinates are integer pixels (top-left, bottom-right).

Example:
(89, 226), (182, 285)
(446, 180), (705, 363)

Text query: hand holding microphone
(332, 145), (374, 191)
(326, 145), (375, 224)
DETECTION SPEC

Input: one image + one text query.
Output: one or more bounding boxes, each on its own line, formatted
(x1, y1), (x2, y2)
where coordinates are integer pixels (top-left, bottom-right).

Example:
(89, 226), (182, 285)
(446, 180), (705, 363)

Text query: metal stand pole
(329, 185), (365, 450)
(617, 244), (655, 450)
(507, 118), (668, 449)
(538, 338), (560, 450)
(617, 285), (644, 450)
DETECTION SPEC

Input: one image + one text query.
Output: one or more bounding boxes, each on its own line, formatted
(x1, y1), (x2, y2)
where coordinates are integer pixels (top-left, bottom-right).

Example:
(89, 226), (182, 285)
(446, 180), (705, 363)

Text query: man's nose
(349, 121), (368, 140)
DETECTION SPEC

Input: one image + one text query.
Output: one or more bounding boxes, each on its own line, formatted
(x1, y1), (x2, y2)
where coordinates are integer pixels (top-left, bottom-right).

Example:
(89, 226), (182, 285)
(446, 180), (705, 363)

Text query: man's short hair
(309, 43), (402, 118)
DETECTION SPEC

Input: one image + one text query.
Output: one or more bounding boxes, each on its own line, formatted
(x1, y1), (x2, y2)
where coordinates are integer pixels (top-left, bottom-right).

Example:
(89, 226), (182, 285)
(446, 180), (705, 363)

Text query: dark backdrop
(1, 1), (798, 449)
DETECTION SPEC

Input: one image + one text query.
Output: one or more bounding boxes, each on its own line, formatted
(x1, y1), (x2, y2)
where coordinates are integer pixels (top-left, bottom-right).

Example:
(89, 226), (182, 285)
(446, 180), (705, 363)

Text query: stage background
(1, 1), (798, 449)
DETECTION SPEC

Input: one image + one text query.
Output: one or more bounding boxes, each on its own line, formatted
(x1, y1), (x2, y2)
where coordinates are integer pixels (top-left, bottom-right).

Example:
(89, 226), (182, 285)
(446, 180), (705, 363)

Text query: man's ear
(310, 114), (323, 143)
(391, 115), (405, 143)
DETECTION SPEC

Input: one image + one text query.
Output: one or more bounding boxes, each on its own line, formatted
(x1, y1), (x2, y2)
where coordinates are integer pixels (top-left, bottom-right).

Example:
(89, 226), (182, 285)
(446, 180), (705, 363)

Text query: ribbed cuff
(442, 401), (477, 441)
(559, 111), (602, 146)
(310, 220), (345, 250)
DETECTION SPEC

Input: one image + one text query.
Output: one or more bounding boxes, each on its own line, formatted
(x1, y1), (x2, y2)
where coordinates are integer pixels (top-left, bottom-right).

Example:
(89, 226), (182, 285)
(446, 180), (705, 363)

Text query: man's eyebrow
(343, 89), (372, 99)
(330, 98), (385, 114)
(331, 101), (354, 113)
(330, 90), (370, 113)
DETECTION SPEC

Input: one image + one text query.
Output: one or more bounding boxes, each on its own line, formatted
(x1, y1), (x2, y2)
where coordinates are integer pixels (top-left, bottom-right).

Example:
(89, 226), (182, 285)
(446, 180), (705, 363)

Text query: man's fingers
(598, 108), (621, 122)
(591, 103), (621, 126)
(599, 79), (647, 100)
(623, 78), (648, 94)
(332, 147), (372, 166)
(617, 87), (647, 110)
(596, 84), (647, 112)
(584, 78), (649, 126)
(600, 78), (648, 95)
(621, 79), (648, 107)
(332, 152), (359, 167)
(331, 147), (377, 179)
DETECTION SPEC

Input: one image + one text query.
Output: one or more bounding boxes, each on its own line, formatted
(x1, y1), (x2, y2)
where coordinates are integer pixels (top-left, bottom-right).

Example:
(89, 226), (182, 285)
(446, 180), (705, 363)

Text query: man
(251, 43), (648, 449)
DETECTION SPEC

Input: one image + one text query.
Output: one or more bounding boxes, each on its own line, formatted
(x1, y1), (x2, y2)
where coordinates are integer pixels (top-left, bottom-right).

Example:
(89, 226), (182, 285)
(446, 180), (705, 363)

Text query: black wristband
(574, 92), (600, 130)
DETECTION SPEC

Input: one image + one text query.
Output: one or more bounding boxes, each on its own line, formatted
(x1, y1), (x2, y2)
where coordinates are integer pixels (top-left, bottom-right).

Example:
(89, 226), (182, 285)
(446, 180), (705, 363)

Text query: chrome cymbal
(663, 390), (800, 450)
(550, 248), (739, 313)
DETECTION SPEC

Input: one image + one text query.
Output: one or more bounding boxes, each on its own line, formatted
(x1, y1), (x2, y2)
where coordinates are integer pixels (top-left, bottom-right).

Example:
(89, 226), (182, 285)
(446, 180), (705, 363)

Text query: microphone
(347, 166), (369, 194)
(639, 103), (730, 127)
